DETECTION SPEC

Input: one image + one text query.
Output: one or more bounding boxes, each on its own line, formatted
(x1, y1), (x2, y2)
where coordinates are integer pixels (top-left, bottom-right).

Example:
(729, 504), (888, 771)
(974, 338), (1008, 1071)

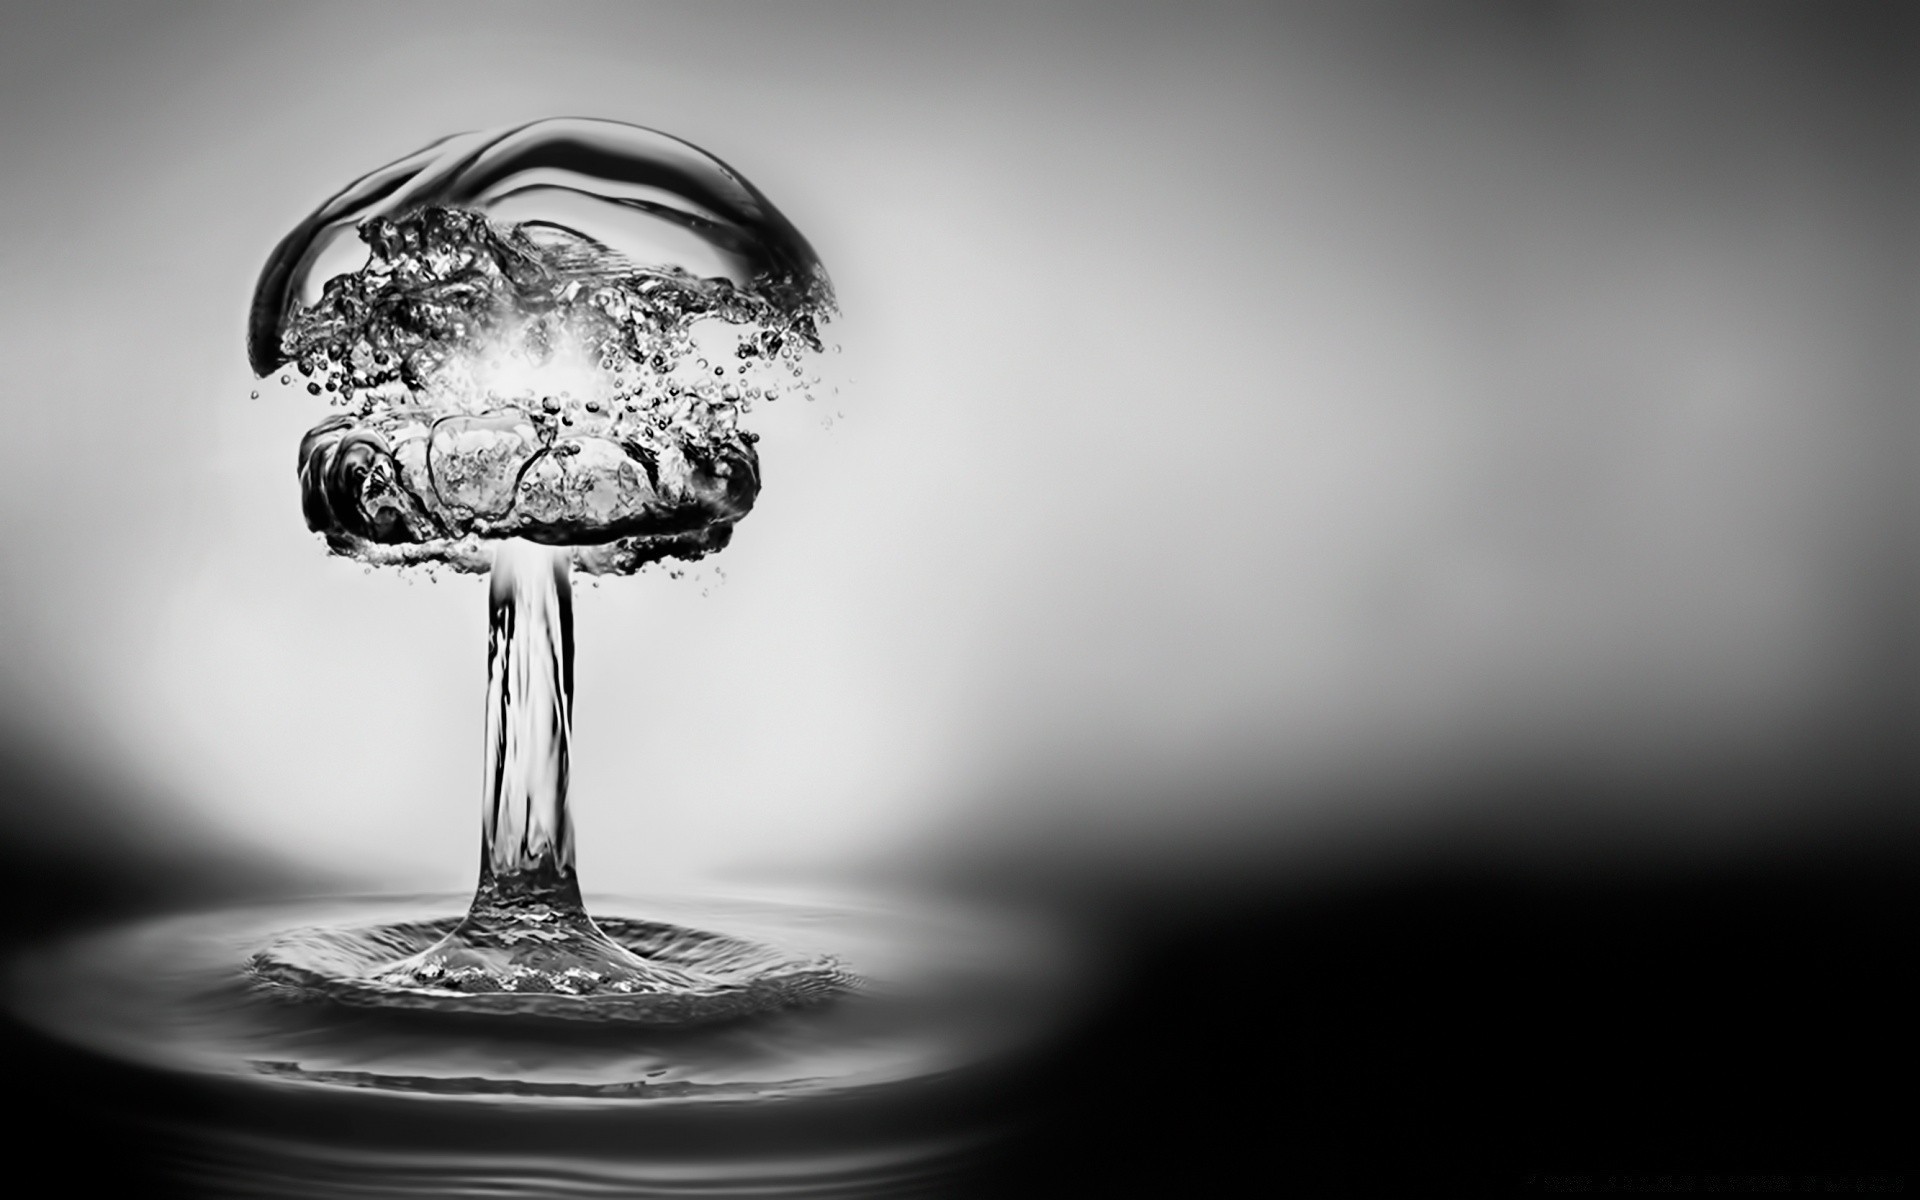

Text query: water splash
(254, 118), (834, 575)
(249, 913), (846, 1024)
(248, 540), (846, 1019)
(245, 119), (844, 1020)
(9, 893), (1074, 1195)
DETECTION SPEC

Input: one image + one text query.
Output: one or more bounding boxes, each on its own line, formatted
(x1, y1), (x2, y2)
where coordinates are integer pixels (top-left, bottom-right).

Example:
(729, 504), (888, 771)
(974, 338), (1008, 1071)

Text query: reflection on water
(6, 891), (1073, 1197)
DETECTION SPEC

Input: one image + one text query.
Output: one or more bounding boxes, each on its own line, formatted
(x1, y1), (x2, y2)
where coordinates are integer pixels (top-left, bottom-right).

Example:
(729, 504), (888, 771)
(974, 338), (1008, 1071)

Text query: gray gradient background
(0, 2), (1912, 907)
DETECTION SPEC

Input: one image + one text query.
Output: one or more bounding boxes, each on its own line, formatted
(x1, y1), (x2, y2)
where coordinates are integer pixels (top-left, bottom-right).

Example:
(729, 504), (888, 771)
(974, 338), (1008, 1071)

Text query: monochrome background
(0, 3), (1911, 1192)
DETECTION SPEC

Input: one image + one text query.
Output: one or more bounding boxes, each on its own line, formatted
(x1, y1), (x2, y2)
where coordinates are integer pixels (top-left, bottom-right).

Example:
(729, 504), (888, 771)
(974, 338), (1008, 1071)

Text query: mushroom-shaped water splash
(245, 119), (843, 1019)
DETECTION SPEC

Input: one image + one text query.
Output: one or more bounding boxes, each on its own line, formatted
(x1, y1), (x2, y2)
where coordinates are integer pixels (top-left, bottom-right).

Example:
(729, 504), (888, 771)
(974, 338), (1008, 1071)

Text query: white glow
(428, 318), (617, 417)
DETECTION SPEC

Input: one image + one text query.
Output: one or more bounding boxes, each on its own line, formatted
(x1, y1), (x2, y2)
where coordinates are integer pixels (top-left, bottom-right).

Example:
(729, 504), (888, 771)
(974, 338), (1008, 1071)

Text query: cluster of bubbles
(251, 119), (835, 574)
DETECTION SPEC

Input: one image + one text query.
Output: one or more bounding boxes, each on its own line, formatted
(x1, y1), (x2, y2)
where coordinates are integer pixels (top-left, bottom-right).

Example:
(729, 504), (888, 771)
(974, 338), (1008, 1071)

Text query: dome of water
(250, 118), (835, 574)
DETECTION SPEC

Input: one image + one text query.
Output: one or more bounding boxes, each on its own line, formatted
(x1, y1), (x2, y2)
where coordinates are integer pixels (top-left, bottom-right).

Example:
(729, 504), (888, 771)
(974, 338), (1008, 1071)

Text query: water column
(471, 539), (584, 923)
